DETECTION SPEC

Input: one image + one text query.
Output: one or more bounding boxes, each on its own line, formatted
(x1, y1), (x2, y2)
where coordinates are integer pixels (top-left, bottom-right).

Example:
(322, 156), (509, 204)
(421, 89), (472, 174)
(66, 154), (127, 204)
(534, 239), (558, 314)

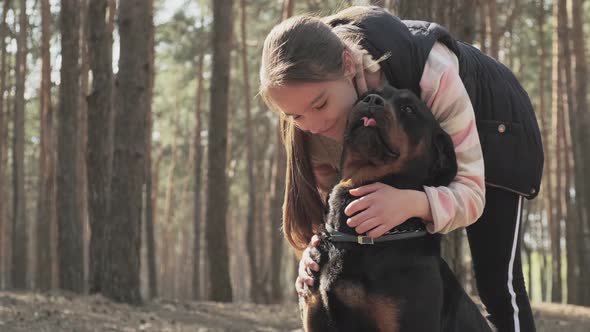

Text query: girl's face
(267, 78), (358, 142)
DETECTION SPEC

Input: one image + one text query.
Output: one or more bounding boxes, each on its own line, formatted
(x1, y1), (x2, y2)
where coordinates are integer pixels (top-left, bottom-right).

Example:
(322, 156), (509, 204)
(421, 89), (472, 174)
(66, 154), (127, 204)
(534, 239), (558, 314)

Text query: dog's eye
(401, 105), (414, 114)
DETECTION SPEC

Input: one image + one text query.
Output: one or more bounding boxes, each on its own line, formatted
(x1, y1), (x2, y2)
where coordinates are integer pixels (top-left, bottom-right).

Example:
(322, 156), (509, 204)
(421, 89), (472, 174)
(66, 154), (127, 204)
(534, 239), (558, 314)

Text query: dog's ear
(429, 129), (458, 187)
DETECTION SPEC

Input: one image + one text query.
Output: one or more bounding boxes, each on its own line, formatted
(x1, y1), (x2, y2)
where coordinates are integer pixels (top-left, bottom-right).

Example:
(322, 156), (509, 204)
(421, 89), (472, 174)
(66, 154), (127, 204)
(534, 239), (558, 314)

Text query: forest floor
(1, 291), (590, 331)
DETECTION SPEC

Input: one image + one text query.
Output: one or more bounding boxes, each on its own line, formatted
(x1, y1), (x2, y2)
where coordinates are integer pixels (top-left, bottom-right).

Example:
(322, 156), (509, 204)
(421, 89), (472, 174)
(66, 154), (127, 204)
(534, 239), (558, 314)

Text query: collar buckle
(357, 235), (374, 245)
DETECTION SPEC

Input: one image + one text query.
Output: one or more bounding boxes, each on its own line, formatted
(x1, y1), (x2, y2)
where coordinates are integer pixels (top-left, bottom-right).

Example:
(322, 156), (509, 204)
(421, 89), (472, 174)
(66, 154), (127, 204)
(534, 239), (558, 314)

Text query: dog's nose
(361, 94), (385, 107)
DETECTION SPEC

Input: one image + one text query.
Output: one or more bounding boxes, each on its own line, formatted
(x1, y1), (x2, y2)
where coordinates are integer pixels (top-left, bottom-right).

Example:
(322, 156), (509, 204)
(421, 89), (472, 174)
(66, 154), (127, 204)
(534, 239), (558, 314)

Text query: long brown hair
(259, 15), (358, 254)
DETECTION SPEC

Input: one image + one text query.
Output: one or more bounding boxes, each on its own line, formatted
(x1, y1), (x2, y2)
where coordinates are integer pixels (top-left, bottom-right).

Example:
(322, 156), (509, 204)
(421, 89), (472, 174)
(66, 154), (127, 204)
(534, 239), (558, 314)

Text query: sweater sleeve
(419, 42), (486, 234)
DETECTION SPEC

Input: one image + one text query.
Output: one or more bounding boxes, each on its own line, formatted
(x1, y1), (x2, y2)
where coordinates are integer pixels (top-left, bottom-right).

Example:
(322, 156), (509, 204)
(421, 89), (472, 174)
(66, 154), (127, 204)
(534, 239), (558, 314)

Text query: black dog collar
(325, 223), (428, 245)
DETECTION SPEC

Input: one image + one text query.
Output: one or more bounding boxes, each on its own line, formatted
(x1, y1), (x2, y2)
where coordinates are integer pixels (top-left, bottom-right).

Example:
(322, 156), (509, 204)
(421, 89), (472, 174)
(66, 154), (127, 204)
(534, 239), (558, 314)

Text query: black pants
(466, 186), (536, 332)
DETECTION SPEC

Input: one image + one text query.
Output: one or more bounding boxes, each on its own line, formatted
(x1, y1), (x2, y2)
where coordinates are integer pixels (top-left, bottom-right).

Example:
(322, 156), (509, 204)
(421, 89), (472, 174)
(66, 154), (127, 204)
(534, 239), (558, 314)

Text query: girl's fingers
(303, 257), (320, 272)
(295, 275), (314, 291)
(366, 224), (392, 238)
(354, 216), (381, 234)
(310, 234), (320, 246)
(299, 260), (317, 279)
(295, 276), (306, 289)
(297, 234), (323, 296)
(295, 277), (310, 295)
(349, 182), (383, 196)
(296, 277), (313, 297)
(298, 261), (308, 276)
(344, 195), (372, 217)
(346, 206), (375, 228)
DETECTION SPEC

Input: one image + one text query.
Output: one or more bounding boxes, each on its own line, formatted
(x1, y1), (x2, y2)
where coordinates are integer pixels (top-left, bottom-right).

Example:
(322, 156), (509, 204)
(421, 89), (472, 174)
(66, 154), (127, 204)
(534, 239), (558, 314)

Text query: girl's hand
(345, 182), (432, 238)
(295, 234), (321, 297)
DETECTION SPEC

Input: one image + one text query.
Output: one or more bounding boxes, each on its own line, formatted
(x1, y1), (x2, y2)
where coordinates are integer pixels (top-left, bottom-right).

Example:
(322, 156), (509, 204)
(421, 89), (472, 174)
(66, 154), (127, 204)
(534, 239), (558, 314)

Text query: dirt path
(531, 302), (590, 332)
(1, 291), (589, 331)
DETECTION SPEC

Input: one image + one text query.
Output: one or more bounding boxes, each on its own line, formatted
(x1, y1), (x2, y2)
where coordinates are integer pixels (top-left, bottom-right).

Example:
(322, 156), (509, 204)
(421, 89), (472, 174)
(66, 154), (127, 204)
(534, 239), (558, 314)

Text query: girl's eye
(401, 105), (414, 114)
(293, 115), (301, 120)
(314, 100), (327, 111)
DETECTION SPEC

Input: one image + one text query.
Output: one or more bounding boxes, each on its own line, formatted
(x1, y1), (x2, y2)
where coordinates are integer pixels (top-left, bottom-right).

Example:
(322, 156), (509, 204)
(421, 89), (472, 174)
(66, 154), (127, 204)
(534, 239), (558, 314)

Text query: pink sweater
(419, 42), (485, 233)
(308, 42), (486, 234)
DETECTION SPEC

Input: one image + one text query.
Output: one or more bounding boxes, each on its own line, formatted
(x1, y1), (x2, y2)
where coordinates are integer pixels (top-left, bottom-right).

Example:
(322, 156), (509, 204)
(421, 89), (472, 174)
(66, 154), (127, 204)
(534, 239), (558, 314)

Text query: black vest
(327, 6), (544, 199)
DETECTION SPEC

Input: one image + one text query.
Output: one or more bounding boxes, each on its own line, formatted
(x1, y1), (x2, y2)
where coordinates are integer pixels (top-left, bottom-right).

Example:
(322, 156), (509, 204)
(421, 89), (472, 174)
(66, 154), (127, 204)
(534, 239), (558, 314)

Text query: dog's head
(339, 84), (457, 189)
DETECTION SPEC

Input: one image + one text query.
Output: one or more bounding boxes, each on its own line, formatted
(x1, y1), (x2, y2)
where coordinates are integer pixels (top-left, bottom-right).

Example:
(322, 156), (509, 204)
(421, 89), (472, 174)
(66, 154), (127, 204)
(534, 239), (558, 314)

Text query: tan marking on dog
(371, 297), (401, 332)
(338, 178), (354, 188)
(301, 291), (323, 332)
(333, 281), (400, 332)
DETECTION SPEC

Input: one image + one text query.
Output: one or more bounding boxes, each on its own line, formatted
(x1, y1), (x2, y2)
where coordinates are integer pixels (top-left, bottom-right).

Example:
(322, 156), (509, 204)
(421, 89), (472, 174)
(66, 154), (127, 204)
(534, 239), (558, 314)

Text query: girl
(259, 6), (543, 332)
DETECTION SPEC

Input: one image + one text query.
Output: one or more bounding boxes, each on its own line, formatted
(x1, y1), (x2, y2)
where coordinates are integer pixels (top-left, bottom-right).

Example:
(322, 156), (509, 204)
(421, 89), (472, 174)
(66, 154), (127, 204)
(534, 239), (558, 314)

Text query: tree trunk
(163, 115), (179, 231)
(398, 0), (433, 21)
(151, 150), (163, 295)
(225, 56), (236, 192)
(558, 0), (579, 305)
(179, 171), (194, 299)
(541, 224), (548, 301)
(258, 118), (274, 301)
(87, 0), (114, 294)
(162, 109), (180, 298)
(282, 0), (294, 19)
(571, 0), (590, 306)
(192, 22), (206, 301)
(486, 0), (499, 59)
(11, 0), (28, 290)
(207, 0), (234, 302)
(369, 0), (386, 7)
(455, 0), (476, 43)
(549, 0), (566, 303)
(270, 128), (288, 302)
(434, 0), (448, 29)
(79, 0), (90, 291)
(478, 0), (487, 54)
(0, 0), (12, 289)
(144, 0), (157, 300)
(520, 202), (531, 293)
(241, 0), (262, 304)
(268, 0), (295, 304)
(150, 149), (163, 296)
(534, 0), (550, 304)
(58, 0), (83, 292)
(551, 80), (566, 303)
(266, 144), (280, 303)
(37, 0), (56, 291)
(103, 0), (151, 304)
(522, 203), (534, 301)
(564, 109), (579, 304)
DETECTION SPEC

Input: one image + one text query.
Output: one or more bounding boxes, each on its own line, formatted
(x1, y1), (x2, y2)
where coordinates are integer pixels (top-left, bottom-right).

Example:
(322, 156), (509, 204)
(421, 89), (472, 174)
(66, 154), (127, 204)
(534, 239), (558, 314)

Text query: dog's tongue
(361, 116), (377, 127)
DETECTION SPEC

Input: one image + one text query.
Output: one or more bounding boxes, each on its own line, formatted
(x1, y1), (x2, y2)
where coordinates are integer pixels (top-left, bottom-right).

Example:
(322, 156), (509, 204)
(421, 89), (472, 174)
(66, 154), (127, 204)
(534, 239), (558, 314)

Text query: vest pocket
(476, 120), (531, 197)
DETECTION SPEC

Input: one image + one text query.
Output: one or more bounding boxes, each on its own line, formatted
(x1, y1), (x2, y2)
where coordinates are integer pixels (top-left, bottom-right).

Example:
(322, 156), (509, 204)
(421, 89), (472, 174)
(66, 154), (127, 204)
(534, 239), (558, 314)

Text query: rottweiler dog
(299, 84), (493, 332)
